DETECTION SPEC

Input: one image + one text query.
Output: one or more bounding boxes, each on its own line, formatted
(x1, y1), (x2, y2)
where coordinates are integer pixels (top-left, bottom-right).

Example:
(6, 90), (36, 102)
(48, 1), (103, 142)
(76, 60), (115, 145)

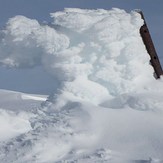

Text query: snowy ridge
(0, 8), (163, 162)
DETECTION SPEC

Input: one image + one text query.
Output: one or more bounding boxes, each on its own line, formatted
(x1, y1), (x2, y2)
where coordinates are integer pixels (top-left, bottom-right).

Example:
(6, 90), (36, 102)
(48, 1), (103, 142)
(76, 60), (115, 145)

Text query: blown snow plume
(0, 8), (154, 98)
(0, 8), (163, 162)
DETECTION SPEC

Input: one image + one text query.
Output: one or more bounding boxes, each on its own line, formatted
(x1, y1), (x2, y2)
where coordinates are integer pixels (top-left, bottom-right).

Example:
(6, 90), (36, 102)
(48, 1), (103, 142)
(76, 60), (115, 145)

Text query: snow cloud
(0, 8), (154, 98)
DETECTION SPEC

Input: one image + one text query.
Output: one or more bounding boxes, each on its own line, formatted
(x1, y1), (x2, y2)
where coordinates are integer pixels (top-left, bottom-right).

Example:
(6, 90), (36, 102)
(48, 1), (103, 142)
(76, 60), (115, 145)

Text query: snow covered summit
(0, 8), (163, 163)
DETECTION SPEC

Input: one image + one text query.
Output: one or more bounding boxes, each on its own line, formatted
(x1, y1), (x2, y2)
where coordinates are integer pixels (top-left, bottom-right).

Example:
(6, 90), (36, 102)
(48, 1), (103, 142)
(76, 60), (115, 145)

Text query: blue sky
(0, 0), (163, 94)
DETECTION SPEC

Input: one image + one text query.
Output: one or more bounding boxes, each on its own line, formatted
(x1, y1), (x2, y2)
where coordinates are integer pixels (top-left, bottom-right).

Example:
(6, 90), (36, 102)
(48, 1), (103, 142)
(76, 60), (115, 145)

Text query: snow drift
(0, 8), (163, 162)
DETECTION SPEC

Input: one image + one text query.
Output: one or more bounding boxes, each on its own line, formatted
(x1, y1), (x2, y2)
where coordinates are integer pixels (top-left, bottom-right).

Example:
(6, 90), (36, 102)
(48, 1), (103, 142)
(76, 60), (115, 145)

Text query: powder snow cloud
(0, 8), (154, 98)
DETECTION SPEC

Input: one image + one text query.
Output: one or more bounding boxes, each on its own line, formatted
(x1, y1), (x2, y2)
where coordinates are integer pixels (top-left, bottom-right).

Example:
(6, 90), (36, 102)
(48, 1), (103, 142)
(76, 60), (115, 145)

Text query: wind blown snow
(0, 8), (163, 162)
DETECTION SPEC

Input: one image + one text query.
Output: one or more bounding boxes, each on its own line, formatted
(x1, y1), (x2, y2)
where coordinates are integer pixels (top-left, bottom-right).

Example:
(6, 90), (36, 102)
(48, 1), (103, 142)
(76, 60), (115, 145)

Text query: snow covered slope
(0, 8), (163, 162)
(0, 89), (47, 141)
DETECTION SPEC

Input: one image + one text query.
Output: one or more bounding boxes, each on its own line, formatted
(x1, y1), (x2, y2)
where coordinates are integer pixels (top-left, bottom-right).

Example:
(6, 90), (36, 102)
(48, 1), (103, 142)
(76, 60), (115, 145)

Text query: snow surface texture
(0, 8), (163, 162)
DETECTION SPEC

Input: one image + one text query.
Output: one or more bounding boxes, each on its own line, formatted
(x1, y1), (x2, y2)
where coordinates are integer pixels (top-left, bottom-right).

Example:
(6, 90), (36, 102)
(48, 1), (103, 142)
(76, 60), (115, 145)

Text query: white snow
(0, 8), (163, 162)
(0, 89), (46, 142)
(0, 109), (31, 141)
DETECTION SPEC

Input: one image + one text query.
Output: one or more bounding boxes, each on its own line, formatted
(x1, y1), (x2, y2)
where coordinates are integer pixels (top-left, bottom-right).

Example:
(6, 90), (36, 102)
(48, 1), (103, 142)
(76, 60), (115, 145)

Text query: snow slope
(0, 89), (47, 141)
(0, 8), (163, 162)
